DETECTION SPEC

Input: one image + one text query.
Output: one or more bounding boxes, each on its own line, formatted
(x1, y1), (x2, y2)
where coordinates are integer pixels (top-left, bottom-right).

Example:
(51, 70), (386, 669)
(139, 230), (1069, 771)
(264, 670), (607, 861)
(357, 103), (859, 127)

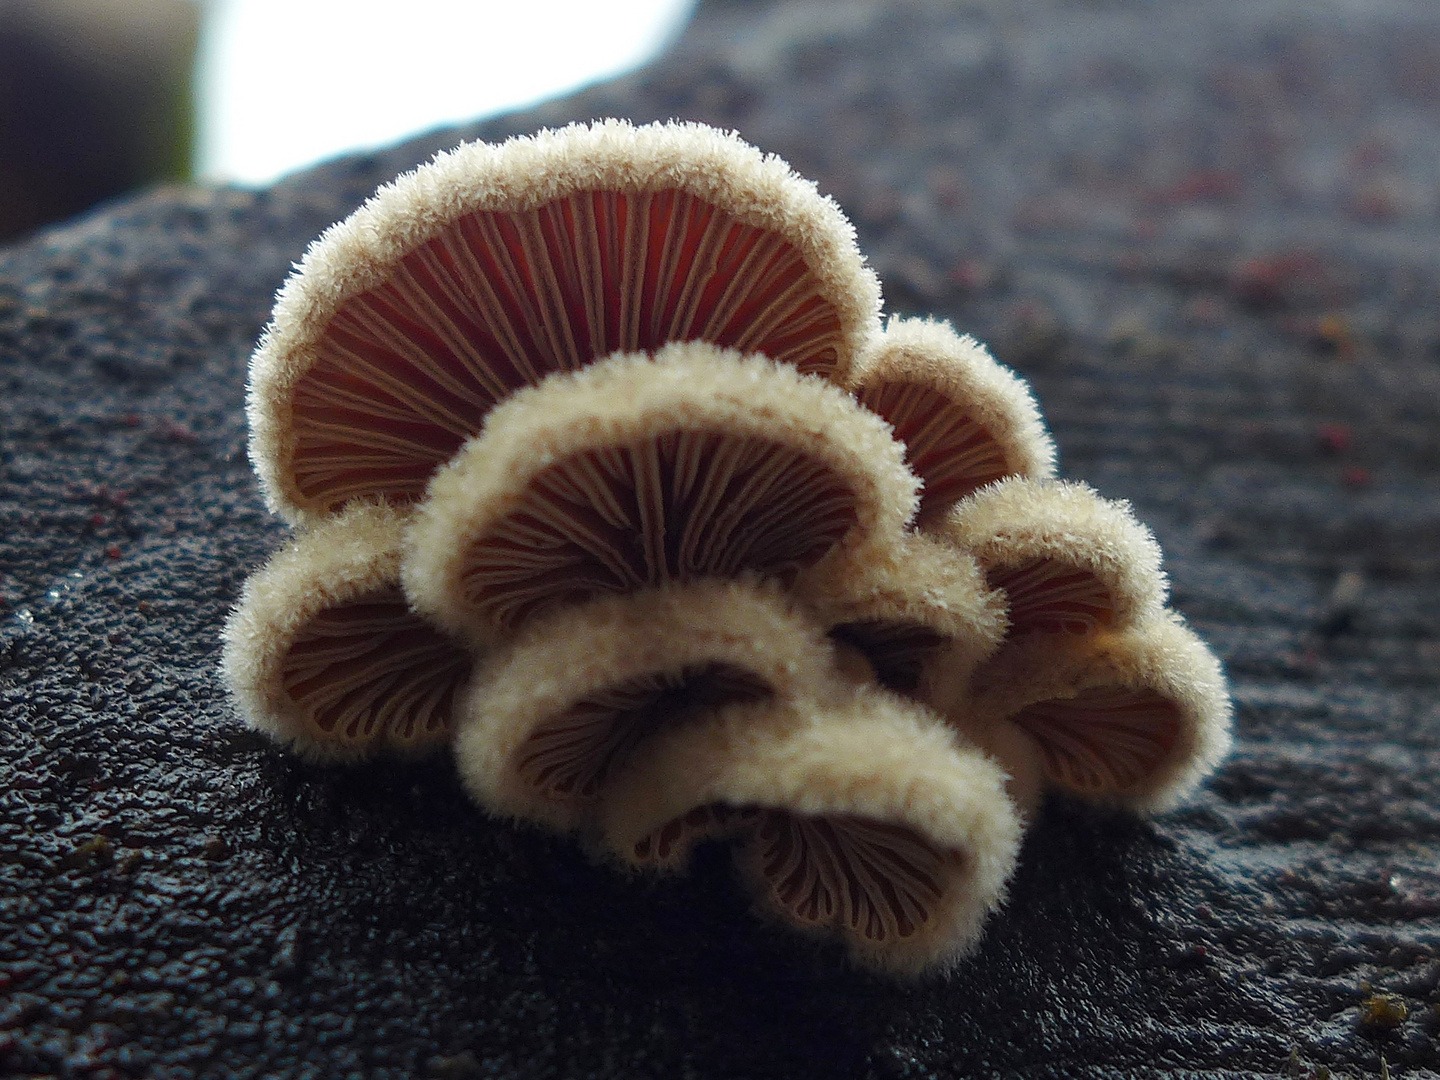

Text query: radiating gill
(289, 190), (845, 510)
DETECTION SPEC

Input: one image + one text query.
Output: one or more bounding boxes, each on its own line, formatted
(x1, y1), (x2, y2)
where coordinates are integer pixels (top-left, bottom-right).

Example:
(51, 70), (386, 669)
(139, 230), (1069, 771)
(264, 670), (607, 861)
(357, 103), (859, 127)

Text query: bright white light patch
(196, 0), (693, 184)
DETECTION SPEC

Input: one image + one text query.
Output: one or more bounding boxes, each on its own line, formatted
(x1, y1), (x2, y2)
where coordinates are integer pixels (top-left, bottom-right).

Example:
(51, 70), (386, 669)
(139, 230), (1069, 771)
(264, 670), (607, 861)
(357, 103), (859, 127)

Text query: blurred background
(0, 0), (693, 242)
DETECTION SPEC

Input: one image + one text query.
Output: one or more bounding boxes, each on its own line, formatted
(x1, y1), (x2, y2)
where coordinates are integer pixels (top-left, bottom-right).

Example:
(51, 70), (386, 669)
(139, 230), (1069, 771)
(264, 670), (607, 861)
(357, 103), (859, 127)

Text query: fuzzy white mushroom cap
(247, 118), (882, 527)
(794, 529), (1009, 697)
(960, 611), (1232, 813)
(848, 317), (1056, 520)
(220, 502), (472, 762)
(601, 686), (1023, 976)
(937, 476), (1168, 637)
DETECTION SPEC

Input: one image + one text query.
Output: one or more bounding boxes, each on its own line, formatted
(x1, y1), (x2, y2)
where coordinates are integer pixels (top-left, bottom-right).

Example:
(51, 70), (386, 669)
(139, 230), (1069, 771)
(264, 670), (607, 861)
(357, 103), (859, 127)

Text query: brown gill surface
(629, 803), (761, 869)
(459, 429), (859, 630)
(1011, 687), (1182, 796)
(856, 380), (1011, 515)
(513, 663), (773, 805)
(743, 811), (960, 944)
(828, 620), (950, 695)
(986, 559), (1117, 636)
(291, 191), (845, 511)
(280, 586), (470, 747)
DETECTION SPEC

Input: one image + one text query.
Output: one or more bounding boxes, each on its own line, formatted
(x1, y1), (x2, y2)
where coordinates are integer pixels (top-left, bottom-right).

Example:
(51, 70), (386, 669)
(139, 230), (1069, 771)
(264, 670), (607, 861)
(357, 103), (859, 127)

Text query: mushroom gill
(453, 579), (835, 830)
(794, 531), (1007, 697)
(962, 612), (1233, 812)
(1011, 687), (1183, 796)
(602, 688), (1023, 975)
(936, 477), (1167, 638)
(247, 119), (881, 527)
(404, 344), (919, 642)
(847, 318), (1055, 522)
(220, 503), (472, 761)
(741, 811), (959, 947)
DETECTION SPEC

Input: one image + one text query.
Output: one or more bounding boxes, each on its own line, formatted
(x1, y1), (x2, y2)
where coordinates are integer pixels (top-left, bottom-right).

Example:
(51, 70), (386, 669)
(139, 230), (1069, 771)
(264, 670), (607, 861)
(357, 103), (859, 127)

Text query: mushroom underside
(855, 380), (1012, 514)
(288, 190), (847, 512)
(632, 803), (962, 945)
(745, 809), (961, 943)
(986, 559), (1118, 636)
(513, 663), (775, 804)
(280, 586), (470, 748)
(1011, 686), (1182, 796)
(828, 620), (950, 695)
(456, 429), (863, 630)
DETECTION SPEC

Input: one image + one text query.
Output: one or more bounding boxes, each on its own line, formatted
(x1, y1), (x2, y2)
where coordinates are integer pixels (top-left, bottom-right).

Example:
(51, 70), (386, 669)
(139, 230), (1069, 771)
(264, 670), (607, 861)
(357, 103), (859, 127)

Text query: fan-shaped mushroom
(602, 687), (1023, 975)
(959, 612), (1232, 812)
(248, 119), (881, 526)
(221, 503), (473, 761)
(454, 579), (836, 830)
(847, 318), (1055, 523)
(403, 343), (920, 642)
(936, 477), (1167, 639)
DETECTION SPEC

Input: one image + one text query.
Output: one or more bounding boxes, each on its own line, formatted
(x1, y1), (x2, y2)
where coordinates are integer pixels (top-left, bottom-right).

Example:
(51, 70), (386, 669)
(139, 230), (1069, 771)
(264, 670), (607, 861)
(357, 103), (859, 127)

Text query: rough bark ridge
(2, 1), (1438, 1076)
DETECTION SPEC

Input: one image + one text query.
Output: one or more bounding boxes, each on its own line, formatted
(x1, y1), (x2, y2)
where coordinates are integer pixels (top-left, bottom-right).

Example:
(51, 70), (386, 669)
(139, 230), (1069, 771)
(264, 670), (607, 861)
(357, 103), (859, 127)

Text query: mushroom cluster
(222, 120), (1231, 975)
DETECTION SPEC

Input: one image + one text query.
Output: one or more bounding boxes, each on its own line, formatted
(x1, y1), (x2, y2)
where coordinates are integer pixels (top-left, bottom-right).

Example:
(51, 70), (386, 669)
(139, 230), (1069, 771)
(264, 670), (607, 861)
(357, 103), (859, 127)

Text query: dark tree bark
(2, 2), (1437, 1076)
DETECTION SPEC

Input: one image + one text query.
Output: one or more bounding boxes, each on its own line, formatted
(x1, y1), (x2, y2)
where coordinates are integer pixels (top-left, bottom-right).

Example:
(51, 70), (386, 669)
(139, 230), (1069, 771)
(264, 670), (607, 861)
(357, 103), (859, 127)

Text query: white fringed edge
(938, 476), (1168, 633)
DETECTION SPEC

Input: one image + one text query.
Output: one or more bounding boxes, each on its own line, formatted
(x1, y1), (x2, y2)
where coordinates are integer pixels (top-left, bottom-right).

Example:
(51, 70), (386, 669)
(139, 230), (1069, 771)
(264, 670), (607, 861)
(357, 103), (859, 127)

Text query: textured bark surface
(3, 1), (1438, 1076)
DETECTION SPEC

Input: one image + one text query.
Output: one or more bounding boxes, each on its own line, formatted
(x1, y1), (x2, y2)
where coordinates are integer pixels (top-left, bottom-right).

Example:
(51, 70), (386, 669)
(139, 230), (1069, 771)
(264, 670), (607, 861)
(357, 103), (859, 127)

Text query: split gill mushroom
(793, 530), (1009, 698)
(935, 477), (1168, 641)
(600, 685), (1024, 976)
(246, 119), (881, 528)
(847, 317), (1057, 526)
(220, 502), (472, 762)
(401, 343), (919, 645)
(960, 612), (1233, 813)
(220, 116), (1233, 979)
(451, 578), (837, 832)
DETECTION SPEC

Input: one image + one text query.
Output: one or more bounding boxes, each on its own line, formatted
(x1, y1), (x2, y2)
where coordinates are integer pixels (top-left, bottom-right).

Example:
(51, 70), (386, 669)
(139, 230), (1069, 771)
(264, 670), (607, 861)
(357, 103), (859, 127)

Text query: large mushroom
(247, 119), (881, 527)
(219, 116), (1233, 978)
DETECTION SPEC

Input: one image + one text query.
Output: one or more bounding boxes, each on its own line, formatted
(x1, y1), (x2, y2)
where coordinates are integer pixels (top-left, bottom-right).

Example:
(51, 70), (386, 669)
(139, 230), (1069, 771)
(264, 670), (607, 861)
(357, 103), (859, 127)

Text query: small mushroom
(847, 317), (1056, 523)
(959, 612), (1232, 812)
(936, 477), (1167, 639)
(221, 503), (473, 761)
(403, 343), (919, 642)
(247, 119), (881, 527)
(453, 578), (836, 831)
(794, 530), (1008, 697)
(602, 686), (1023, 976)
